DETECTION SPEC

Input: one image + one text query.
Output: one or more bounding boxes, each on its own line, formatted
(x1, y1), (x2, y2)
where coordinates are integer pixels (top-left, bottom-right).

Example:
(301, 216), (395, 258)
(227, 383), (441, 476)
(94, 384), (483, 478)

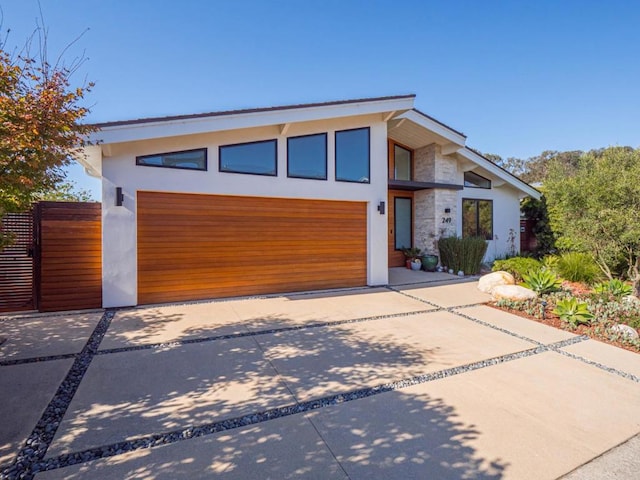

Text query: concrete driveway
(1, 273), (639, 479)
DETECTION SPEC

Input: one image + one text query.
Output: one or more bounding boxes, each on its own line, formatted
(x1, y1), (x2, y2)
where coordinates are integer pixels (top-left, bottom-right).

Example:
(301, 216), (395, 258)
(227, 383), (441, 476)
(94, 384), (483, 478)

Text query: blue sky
(2, 0), (639, 199)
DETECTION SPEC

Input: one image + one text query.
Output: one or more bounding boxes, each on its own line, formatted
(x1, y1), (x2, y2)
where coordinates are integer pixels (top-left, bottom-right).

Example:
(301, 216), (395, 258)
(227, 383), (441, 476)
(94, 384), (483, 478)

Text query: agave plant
(522, 269), (562, 294)
(553, 298), (594, 327)
(593, 279), (634, 299)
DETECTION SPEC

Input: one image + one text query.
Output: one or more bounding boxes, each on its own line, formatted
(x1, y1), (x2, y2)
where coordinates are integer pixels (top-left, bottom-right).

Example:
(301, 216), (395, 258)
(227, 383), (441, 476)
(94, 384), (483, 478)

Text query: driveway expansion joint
(95, 308), (438, 357)
(28, 336), (586, 475)
(1, 310), (115, 480)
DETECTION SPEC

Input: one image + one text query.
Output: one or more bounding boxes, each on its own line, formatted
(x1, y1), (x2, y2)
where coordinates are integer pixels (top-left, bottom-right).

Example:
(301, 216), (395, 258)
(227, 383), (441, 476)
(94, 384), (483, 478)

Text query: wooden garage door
(137, 192), (367, 304)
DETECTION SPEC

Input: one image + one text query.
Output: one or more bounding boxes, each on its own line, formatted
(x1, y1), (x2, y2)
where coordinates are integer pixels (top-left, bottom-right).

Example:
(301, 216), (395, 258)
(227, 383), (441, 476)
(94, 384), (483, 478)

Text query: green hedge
(438, 236), (487, 274)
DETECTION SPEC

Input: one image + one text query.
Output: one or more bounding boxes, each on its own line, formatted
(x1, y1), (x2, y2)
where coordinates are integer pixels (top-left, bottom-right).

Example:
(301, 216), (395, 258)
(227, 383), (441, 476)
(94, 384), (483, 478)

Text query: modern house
(77, 94), (540, 308)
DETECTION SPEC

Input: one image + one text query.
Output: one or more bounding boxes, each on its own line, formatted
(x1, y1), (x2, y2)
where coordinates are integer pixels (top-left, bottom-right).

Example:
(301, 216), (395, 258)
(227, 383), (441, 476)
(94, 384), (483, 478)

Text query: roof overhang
(458, 148), (541, 199)
(90, 95), (416, 146)
(387, 109), (466, 150)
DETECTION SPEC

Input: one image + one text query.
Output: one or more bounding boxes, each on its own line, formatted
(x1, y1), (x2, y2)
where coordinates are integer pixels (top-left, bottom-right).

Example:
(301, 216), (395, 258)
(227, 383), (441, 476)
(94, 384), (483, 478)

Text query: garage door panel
(137, 192), (367, 304)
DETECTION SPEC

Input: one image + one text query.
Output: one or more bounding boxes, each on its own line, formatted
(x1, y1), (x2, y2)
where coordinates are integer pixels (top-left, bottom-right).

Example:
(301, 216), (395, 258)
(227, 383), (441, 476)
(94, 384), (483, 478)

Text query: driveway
(1, 273), (639, 479)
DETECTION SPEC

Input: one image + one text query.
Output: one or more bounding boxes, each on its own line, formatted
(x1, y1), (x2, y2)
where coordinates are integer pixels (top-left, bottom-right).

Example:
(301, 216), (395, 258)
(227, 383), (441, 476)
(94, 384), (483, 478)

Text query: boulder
(491, 285), (538, 301)
(478, 271), (516, 293)
(610, 324), (639, 339)
(622, 295), (640, 307)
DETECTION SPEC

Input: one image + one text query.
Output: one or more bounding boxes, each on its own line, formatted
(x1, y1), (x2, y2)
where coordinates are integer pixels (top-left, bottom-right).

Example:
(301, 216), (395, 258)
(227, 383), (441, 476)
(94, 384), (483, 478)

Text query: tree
(35, 180), (93, 202)
(0, 20), (95, 247)
(544, 147), (640, 295)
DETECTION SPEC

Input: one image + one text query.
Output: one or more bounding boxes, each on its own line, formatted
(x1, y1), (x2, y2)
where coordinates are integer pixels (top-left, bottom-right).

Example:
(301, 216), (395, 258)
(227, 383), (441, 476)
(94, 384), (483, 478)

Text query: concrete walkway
(1, 275), (639, 479)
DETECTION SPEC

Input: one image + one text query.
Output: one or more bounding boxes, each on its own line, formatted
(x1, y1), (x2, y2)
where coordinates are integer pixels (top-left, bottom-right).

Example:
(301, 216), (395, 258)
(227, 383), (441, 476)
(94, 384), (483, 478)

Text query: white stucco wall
(101, 114), (388, 307)
(457, 182), (522, 262)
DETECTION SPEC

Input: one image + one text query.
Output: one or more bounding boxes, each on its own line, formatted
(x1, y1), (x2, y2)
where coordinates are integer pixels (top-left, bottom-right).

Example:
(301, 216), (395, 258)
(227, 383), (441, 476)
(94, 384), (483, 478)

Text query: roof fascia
(92, 96), (416, 145)
(395, 109), (467, 147)
(459, 148), (541, 199)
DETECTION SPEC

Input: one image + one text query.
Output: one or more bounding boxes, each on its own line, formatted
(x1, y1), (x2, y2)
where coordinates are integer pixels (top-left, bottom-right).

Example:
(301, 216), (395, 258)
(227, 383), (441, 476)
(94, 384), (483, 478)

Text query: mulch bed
(489, 303), (639, 354)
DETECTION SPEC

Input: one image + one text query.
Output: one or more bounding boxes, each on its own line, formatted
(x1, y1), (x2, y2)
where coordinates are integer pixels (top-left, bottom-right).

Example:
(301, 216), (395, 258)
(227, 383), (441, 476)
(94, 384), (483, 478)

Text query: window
(136, 148), (207, 171)
(464, 171), (491, 189)
(287, 133), (327, 179)
(335, 127), (370, 183)
(394, 144), (412, 181)
(219, 139), (277, 176)
(462, 199), (493, 240)
(394, 197), (412, 250)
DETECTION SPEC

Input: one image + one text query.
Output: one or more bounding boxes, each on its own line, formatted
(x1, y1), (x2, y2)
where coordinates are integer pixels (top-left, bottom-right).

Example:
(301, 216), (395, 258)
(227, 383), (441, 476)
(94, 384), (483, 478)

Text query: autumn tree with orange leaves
(0, 22), (95, 248)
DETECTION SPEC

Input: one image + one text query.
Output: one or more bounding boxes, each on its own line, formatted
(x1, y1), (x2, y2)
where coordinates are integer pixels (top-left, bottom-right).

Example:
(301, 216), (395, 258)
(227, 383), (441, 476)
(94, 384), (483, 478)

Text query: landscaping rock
(491, 285), (538, 301)
(622, 295), (640, 307)
(478, 271), (516, 293)
(610, 324), (639, 339)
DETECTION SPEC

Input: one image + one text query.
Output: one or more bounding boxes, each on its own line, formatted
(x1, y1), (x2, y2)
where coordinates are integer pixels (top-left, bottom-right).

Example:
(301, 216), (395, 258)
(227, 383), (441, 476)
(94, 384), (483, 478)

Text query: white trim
(91, 97), (415, 145)
(395, 110), (466, 147)
(458, 148), (541, 199)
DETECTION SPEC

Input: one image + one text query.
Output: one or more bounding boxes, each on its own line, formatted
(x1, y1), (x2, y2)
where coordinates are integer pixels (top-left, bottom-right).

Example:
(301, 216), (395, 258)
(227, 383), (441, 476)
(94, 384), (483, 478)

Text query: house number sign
(441, 217), (452, 224)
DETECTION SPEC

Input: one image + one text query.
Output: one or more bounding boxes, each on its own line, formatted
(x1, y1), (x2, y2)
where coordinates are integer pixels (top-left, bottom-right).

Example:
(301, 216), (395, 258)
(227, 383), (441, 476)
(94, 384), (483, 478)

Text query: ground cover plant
(492, 256), (640, 352)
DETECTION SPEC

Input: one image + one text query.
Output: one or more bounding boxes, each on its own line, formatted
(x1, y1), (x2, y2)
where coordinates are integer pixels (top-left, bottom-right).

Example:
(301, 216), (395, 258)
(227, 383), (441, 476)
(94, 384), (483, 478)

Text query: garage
(137, 191), (367, 305)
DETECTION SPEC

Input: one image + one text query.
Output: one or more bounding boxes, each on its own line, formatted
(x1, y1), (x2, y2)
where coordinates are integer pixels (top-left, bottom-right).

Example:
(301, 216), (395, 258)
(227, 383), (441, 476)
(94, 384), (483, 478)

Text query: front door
(388, 190), (414, 267)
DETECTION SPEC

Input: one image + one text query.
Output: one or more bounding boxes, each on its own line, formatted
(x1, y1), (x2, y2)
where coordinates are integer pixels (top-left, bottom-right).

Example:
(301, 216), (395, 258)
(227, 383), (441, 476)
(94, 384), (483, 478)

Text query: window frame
(334, 127), (371, 184)
(464, 171), (492, 189)
(286, 132), (328, 180)
(393, 143), (413, 181)
(218, 139), (278, 177)
(394, 196), (413, 251)
(462, 198), (493, 240)
(136, 148), (208, 171)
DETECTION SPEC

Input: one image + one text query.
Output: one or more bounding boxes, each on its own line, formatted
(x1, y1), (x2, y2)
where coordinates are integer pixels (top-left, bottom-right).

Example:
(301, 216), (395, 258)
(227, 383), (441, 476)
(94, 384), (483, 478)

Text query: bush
(438, 236), (487, 274)
(593, 279), (634, 299)
(541, 255), (560, 273)
(522, 269), (562, 294)
(556, 252), (601, 284)
(492, 257), (541, 282)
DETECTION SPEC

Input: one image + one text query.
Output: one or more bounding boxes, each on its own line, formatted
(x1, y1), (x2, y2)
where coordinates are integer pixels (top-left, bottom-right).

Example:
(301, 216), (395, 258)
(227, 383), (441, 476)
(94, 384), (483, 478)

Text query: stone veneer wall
(413, 144), (459, 254)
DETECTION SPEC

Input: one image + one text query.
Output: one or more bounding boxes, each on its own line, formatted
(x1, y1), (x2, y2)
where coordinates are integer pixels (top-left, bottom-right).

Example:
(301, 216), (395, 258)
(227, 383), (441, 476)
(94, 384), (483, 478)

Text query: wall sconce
(444, 208), (451, 213)
(115, 187), (124, 206)
(377, 201), (385, 215)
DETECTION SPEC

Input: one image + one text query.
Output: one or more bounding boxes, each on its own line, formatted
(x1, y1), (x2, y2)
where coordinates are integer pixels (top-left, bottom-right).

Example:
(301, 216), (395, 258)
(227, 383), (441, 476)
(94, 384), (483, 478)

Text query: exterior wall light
(116, 187), (124, 206)
(377, 201), (386, 215)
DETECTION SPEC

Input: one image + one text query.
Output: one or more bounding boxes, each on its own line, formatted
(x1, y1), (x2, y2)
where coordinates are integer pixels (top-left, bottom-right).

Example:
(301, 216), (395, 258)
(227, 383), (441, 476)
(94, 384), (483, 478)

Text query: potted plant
(421, 233), (439, 272)
(402, 247), (423, 270)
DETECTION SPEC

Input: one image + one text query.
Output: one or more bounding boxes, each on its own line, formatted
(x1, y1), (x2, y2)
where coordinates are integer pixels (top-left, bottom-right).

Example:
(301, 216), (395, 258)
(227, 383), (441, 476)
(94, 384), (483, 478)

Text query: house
(77, 95), (540, 308)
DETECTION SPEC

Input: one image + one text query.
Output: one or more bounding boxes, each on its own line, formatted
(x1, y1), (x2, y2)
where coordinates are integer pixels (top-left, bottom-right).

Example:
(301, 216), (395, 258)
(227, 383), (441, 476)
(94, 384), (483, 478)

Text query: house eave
(90, 95), (416, 145)
(458, 148), (541, 199)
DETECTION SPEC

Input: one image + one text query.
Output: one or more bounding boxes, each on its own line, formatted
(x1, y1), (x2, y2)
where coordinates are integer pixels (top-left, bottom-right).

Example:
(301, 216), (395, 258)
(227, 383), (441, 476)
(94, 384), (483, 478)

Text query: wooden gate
(0, 202), (102, 314)
(0, 213), (35, 312)
(34, 202), (102, 312)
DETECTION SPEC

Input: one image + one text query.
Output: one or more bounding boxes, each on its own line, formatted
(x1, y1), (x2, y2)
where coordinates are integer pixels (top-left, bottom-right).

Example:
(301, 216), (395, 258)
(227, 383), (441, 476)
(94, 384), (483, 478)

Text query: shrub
(553, 298), (594, 327)
(522, 269), (562, 294)
(438, 236), (487, 274)
(556, 252), (601, 284)
(593, 279), (634, 299)
(541, 255), (560, 273)
(492, 257), (541, 282)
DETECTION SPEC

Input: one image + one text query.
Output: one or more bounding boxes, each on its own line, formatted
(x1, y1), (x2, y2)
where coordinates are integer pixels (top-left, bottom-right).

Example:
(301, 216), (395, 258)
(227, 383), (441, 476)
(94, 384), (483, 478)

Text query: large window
(462, 199), (493, 240)
(464, 171), (491, 189)
(287, 133), (327, 180)
(136, 148), (207, 171)
(335, 127), (370, 183)
(394, 144), (412, 181)
(219, 139), (277, 176)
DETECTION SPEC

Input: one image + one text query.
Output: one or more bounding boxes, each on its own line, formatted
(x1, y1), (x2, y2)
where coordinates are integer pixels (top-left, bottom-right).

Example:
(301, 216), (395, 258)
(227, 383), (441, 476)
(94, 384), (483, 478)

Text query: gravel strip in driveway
(2, 282), (639, 480)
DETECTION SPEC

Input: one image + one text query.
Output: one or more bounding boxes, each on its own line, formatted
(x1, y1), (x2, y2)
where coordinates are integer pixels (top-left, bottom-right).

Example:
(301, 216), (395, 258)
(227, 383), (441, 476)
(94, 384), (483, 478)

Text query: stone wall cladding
(414, 144), (435, 182)
(412, 143), (459, 252)
(414, 190), (435, 253)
